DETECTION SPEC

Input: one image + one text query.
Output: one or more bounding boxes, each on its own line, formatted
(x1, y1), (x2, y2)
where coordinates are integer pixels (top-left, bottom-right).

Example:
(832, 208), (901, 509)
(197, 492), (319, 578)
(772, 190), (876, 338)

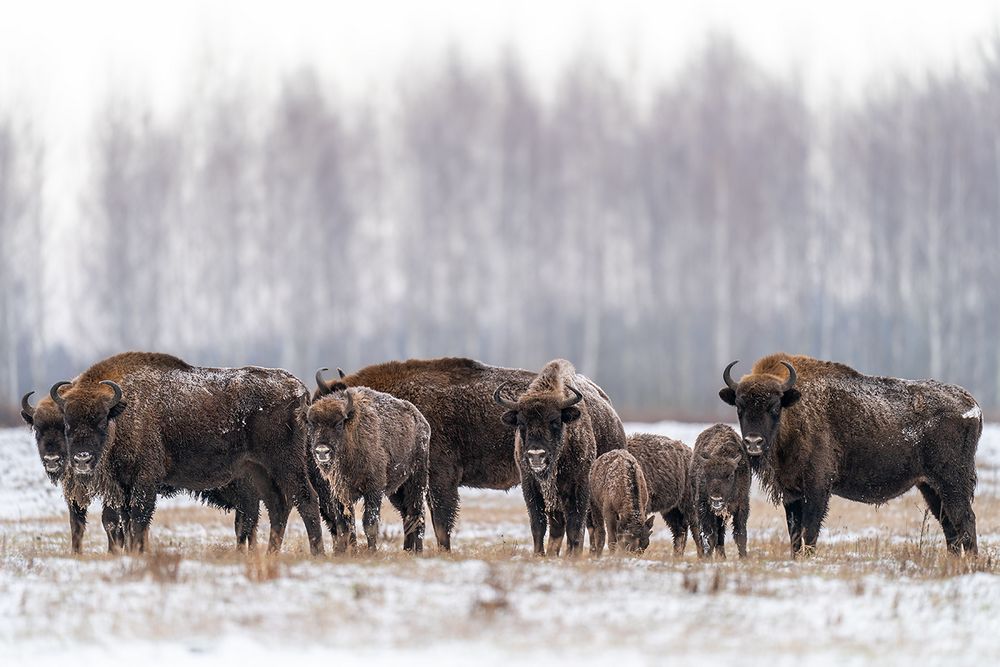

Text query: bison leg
(397, 476), (426, 553)
(67, 499), (87, 554)
(917, 482), (959, 547)
(275, 468), (325, 555)
(695, 506), (716, 558)
(126, 486), (157, 554)
(427, 469), (461, 551)
(101, 505), (125, 554)
(783, 498), (804, 557)
(732, 506), (749, 559)
(800, 493), (830, 554)
(939, 490), (978, 555)
(253, 472), (291, 554)
(663, 508), (689, 556)
(564, 488), (589, 556)
(234, 498), (260, 552)
(714, 516), (727, 559)
(589, 502), (606, 556)
(309, 461), (343, 545)
(521, 477), (548, 555)
(361, 491), (382, 551)
(547, 510), (566, 556)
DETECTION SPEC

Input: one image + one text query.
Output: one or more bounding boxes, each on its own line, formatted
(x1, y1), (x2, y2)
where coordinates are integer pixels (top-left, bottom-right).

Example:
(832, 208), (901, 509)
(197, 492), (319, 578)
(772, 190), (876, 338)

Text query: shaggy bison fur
(589, 449), (654, 554)
(626, 433), (695, 555)
(690, 424), (751, 559)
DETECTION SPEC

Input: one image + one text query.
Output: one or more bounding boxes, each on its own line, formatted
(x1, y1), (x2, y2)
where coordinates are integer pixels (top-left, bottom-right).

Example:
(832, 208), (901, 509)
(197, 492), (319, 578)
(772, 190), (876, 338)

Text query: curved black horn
(780, 361), (797, 392)
(493, 382), (520, 410)
(560, 384), (584, 409)
(337, 368), (346, 379)
(344, 388), (355, 417)
(723, 361), (740, 391)
(49, 381), (71, 409)
(21, 391), (35, 417)
(100, 380), (123, 408)
(315, 368), (332, 395)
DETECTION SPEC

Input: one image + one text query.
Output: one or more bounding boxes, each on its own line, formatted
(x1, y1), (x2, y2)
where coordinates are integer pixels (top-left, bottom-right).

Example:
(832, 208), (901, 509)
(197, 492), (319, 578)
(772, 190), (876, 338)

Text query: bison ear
(645, 515), (655, 531)
(501, 410), (518, 426)
(108, 400), (128, 420)
(780, 388), (801, 408)
(561, 406), (581, 423)
(719, 387), (736, 405)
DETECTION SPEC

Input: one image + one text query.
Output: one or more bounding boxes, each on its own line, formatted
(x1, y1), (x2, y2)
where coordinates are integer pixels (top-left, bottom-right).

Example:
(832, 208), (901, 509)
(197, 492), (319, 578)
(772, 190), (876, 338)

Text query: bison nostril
(73, 452), (93, 462)
(43, 455), (60, 461)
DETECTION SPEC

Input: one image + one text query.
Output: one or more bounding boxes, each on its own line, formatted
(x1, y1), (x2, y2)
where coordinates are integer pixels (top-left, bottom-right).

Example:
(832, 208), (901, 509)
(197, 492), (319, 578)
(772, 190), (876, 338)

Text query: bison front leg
(126, 486), (157, 554)
(783, 498), (804, 557)
(564, 486), (589, 556)
(67, 499), (87, 554)
(546, 510), (566, 556)
(696, 505), (717, 558)
(101, 505), (125, 554)
(362, 491), (382, 551)
(732, 506), (749, 559)
(800, 493), (830, 555)
(664, 508), (689, 556)
(589, 502), (606, 556)
(521, 477), (548, 555)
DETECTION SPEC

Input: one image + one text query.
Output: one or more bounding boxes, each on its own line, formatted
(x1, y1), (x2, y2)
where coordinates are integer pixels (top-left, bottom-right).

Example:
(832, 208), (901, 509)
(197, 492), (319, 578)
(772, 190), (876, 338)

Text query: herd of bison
(17, 350), (983, 559)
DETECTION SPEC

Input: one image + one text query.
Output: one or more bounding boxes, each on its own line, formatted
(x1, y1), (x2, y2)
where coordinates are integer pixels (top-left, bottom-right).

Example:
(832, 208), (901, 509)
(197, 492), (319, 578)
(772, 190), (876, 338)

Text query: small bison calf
(690, 424), (751, 559)
(627, 433), (695, 555)
(309, 371), (431, 552)
(589, 449), (655, 554)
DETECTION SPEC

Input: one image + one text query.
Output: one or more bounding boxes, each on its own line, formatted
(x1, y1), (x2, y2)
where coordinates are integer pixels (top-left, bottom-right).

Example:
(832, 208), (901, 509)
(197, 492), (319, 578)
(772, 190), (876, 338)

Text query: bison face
(718, 360), (800, 458)
(21, 393), (68, 483)
(494, 384), (584, 480)
(617, 515), (655, 552)
(700, 452), (744, 516)
(306, 391), (355, 470)
(56, 381), (127, 477)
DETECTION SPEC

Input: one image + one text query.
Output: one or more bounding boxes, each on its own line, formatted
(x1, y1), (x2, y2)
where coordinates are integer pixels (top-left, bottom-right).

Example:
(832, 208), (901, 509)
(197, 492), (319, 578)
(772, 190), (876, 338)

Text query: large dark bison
(325, 357), (626, 550)
(494, 358), (626, 556)
(21, 390), (262, 553)
(48, 352), (330, 554)
(719, 353), (981, 556)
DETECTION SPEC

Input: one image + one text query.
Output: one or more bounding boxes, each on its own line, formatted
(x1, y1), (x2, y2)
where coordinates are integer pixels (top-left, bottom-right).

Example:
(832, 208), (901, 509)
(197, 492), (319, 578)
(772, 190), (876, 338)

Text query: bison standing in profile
(309, 374), (430, 552)
(48, 352), (331, 554)
(689, 424), (751, 559)
(589, 449), (655, 554)
(626, 433), (695, 556)
(324, 358), (626, 551)
(494, 358), (625, 556)
(21, 390), (263, 553)
(719, 353), (981, 556)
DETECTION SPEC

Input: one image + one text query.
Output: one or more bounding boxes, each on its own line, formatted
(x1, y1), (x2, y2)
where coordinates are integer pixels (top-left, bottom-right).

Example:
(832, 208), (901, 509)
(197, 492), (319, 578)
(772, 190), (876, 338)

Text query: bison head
(306, 388), (355, 470)
(52, 380), (128, 477)
(494, 382), (583, 479)
(698, 448), (745, 516)
(21, 391), (69, 483)
(617, 514), (656, 553)
(718, 360), (800, 458)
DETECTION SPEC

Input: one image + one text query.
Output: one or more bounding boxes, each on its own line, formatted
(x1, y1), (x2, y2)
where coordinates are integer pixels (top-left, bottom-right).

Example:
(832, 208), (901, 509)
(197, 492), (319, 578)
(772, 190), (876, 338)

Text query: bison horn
(723, 361), (740, 391)
(49, 381), (71, 409)
(337, 368), (346, 379)
(780, 361), (797, 392)
(560, 384), (584, 409)
(100, 380), (123, 408)
(493, 382), (520, 410)
(21, 391), (36, 418)
(344, 388), (355, 418)
(315, 368), (332, 396)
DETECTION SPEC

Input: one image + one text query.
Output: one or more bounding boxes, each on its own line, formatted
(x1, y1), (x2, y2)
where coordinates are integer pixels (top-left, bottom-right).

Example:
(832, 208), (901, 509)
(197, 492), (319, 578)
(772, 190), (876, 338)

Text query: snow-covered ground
(2, 424), (999, 666)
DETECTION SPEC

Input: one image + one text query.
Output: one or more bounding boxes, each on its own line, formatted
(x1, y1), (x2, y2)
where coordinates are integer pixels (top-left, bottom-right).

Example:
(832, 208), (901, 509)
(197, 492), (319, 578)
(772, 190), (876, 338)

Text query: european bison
(494, 358), (624, 556)
(589, 449), (654, 554)
(49, 352), (328, 554)
(21, 390), (262, 553)
(689, 424), (751, 559)
(720, 353), (981, 556)
(324, 358), (626, 550)
(626, 433), (695, 555)
(309, 374), (430, 552)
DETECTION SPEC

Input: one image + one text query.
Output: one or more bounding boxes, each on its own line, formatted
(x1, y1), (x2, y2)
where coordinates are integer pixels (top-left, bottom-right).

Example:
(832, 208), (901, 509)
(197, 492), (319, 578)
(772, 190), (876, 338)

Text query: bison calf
(589, 449), (654, 554)
(690, 424), (751, 559)
(626, 433), (695, 555)
(310, 371), (430, 552)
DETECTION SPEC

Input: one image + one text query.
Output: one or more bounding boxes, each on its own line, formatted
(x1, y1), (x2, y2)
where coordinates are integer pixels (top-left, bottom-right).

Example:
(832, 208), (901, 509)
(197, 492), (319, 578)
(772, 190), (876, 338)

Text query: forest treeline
(3, 34), (1000, 422)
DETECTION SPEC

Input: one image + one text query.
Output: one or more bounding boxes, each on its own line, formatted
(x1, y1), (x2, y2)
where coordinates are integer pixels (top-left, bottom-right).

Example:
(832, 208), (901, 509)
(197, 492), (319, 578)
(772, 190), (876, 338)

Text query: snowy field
(2, 423), (999, 666)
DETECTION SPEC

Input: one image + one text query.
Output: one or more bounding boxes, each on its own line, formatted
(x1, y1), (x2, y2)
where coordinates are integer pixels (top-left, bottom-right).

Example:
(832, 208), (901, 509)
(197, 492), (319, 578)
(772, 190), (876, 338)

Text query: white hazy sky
(2, 0), (999, 235)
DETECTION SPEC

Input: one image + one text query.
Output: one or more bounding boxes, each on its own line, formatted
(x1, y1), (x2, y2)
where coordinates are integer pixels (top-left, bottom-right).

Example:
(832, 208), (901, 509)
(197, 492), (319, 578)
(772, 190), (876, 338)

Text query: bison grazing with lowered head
(494, 358), (626, 556)
(21, 390), (263, 553)
(309, 372), (430, 552)
(689, 424), (751, 559)
(48, 352), (333, 554)
(589, 449), (654, 554)
(720, 353), (981, 556)
(626, 433), (695, 555)
(322, 358), (626, 551)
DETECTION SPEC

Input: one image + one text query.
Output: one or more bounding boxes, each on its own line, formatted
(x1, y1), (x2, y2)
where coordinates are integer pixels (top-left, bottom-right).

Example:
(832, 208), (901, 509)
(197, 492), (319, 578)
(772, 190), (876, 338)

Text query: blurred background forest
(4, 29), (1000, 422)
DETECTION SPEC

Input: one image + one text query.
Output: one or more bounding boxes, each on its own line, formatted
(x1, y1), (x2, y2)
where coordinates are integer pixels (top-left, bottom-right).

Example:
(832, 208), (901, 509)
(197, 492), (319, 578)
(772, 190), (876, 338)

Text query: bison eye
(550, 419), (561, 429)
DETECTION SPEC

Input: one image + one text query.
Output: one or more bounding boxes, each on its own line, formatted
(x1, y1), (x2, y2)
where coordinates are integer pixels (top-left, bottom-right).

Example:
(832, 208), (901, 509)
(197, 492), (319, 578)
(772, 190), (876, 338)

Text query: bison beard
(323, 357), (627, 551)
(720, 353), (981, 556)
(50, 352), (330, 555)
